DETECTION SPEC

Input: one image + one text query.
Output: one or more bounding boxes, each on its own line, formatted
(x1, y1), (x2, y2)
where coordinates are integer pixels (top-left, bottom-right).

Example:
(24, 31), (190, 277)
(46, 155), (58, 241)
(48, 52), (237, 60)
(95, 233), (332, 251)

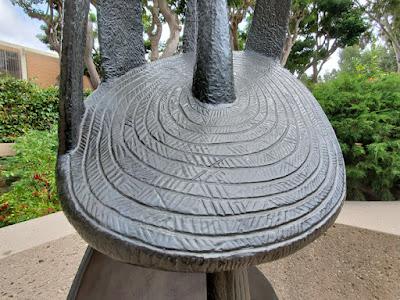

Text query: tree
(11, 0), (101, 88)
(339, 44), (397, 74)
(85, 13), (101, 88)
(228, 0), (254, 51)
(284, 0), (368, 82)
(142, 0), (184, 61)
(143, 0), (163, 61)
(12, 0), (63, 53)
(281, 0), (312, 66)
(357, 0), (400, 72)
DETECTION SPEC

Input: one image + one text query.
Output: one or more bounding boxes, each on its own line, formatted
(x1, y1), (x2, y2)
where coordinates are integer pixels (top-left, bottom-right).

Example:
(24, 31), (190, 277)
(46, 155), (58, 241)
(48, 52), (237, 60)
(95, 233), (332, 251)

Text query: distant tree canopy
(11, 0), (101, 88)
(13, 0), (400, 84)
(357, 0), (400, 72)
(285, 0), (368, 82)
(339, 44), (398, 74)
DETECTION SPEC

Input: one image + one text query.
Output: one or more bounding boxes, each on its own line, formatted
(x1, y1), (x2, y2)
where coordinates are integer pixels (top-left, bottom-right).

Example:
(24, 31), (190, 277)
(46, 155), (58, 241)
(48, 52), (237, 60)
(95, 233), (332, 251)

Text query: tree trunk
(145, 0), (162, 61)
(84, 20), (101, 89)
(159, 0), (181, 59)
(150, 38), (161, 61)
(230, 22), (240, 51)
(312, 60), (318, 83)
(281, 35), (293, 66)
(392, 41), (400, 73)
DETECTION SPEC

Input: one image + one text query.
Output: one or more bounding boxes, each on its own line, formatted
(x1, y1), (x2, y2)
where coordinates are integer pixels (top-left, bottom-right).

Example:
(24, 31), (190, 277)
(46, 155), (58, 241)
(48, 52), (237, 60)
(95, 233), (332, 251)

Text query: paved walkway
(0, 212), (75, 259)
(0, 201), (399, 259)
(335, 201), (400, 236)
(2, 224), (400, 300)
(0, 143), (15, 157)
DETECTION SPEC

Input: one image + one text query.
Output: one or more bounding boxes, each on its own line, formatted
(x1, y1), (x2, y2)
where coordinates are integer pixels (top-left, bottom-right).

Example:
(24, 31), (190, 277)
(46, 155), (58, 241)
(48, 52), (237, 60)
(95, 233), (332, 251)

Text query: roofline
(0, 40), (59, 59)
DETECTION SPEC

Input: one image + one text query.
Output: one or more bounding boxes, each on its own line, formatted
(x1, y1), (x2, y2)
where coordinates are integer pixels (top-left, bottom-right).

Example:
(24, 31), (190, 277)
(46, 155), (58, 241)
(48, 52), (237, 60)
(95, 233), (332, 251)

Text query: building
(0, 40), (92, 89)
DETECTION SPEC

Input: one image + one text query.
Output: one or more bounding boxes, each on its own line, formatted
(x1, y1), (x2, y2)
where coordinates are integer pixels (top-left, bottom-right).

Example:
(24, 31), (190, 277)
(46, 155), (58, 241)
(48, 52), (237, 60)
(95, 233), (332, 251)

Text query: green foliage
(313, 68), (400, 201)
(339, 44), (398, 74)
(287, 0), (368, 78)
(0, 76), (59, 143)
(0, 128), (60, 227)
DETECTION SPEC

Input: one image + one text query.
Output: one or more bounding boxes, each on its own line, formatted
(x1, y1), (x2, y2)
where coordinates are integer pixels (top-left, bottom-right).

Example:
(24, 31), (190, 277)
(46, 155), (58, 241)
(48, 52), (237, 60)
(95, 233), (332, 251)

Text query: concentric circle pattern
(59, 52), (346, 272)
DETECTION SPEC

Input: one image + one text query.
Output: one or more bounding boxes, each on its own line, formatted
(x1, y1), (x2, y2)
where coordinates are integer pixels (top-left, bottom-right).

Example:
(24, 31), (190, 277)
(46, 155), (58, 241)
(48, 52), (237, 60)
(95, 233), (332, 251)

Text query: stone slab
(336, 201), (400, 236)
(0, 143), (16, 157)
(0, 212), (75, 259)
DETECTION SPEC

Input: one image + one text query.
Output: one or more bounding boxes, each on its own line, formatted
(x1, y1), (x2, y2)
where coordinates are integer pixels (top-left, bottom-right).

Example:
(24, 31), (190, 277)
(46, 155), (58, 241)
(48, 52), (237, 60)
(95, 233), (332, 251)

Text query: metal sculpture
(58, 0), (346, 299)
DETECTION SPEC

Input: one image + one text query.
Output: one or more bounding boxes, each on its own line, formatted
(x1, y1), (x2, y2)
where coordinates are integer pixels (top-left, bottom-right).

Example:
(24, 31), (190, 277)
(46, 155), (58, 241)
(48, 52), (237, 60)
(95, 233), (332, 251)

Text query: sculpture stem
(58, 0), (90, 155)
(97, 0), (146, 80)
(192, 0), (236, 105)
(182, 0), (197, 54)
(246, 0), (292, 59)
(207, 268), (251, 300)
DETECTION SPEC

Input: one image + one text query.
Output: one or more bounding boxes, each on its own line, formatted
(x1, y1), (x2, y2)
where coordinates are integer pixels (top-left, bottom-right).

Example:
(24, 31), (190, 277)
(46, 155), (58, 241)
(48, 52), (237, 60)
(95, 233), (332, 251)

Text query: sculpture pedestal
(68, 247), (278, 300)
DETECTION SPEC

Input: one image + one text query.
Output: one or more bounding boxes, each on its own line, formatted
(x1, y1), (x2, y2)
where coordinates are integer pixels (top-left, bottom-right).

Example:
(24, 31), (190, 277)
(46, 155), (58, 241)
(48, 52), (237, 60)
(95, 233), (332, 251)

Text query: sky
(0, 0), (340, 74)
(0, 0), (53, 52)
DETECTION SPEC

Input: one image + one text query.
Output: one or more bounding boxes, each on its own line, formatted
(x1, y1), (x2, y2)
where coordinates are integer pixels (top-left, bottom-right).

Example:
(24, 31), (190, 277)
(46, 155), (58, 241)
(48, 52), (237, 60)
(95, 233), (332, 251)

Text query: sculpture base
(68, 247), (278, 300)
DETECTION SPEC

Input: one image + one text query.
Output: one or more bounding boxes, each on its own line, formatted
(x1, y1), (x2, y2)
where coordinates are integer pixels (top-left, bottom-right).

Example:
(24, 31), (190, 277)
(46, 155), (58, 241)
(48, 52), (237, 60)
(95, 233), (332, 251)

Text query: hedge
(314, 71), (400, 201)
(0, 76), (59, 143)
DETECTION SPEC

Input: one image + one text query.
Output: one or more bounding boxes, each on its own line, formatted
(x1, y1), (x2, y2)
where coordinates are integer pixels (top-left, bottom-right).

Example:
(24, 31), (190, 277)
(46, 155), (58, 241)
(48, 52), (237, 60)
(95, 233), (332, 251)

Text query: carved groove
(59, 52), (346, 272)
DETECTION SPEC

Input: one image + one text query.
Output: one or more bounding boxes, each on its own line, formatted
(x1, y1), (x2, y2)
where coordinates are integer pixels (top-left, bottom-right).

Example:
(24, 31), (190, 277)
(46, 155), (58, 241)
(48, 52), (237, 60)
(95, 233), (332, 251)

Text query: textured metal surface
(69, 248), (207, 300)
(58, 0), (90, 154)
(246, 0), (291, 59)
(58, 52), (346, 273)
(192, 0), (235, 104)
(97, 0), (146, 80)
(207, 268), (250, 300)
(182, 0), (197, 53)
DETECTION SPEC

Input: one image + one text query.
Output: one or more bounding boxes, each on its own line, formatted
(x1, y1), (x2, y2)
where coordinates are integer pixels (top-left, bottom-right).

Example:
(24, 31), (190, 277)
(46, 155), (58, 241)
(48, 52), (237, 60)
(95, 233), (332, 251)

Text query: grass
(0, 128), (60, 227)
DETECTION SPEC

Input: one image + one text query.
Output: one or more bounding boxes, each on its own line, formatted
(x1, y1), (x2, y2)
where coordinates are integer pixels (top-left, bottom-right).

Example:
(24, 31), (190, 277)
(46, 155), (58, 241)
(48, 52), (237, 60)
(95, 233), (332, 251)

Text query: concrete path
(2, 224), (400, 300)
(336, 201), (400, 236)
(0, 143), (16, 157)
(0, 212), (75, 259)
(0, 201), (399, 260)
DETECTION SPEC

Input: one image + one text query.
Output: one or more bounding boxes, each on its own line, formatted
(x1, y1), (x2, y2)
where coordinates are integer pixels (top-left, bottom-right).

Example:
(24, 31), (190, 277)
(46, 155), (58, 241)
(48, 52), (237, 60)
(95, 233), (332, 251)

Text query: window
(0, 49), (22, 79)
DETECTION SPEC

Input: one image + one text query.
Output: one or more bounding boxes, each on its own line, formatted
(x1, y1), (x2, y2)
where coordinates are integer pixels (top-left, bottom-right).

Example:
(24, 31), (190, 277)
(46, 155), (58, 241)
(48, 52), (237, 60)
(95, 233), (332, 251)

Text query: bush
(314, 71), (400, 201)
(0, 76), (59, 143)
(0, 128), (59, 227)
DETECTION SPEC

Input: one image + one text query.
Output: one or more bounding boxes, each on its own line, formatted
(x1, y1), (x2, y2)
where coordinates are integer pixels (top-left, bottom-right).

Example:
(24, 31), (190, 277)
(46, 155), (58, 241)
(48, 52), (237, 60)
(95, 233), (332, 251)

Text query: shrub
(0, 128), (59, 227)
(314, 71), (400, 201)
(0, 76), (59, 143)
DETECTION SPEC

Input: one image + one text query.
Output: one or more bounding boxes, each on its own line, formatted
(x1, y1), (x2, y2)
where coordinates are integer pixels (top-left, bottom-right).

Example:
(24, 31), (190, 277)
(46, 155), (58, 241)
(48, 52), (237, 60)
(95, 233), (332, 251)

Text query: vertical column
(192, 0), (235, 105)
(207, 268), (251, 300)
(58, 0), (90, 154)
(97, 0), (146, 80)
(246, 0), (292, 59)
(182, 0), (197, 53)
(20, 49), (28, 80)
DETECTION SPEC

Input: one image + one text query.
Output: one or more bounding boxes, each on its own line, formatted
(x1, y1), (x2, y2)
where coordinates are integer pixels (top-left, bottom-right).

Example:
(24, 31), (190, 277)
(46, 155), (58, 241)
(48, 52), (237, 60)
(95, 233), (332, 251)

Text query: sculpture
(57, 0), (346, 299)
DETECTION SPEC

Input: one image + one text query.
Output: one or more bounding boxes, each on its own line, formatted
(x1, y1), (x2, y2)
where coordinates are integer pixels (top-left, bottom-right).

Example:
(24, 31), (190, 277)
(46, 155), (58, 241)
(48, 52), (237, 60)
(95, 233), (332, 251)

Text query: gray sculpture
(58, 0), (346, 299)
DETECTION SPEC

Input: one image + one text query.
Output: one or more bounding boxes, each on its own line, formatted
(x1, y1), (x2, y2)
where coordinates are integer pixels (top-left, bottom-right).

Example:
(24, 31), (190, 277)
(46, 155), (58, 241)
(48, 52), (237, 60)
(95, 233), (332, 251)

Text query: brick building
(0, 40), (92, 89)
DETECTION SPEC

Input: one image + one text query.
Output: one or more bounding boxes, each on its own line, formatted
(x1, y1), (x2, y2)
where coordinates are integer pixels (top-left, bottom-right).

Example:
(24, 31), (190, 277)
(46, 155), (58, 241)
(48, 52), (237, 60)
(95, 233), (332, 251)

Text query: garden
(1, 0), (399, 228)
(1, 46), (399, 228)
